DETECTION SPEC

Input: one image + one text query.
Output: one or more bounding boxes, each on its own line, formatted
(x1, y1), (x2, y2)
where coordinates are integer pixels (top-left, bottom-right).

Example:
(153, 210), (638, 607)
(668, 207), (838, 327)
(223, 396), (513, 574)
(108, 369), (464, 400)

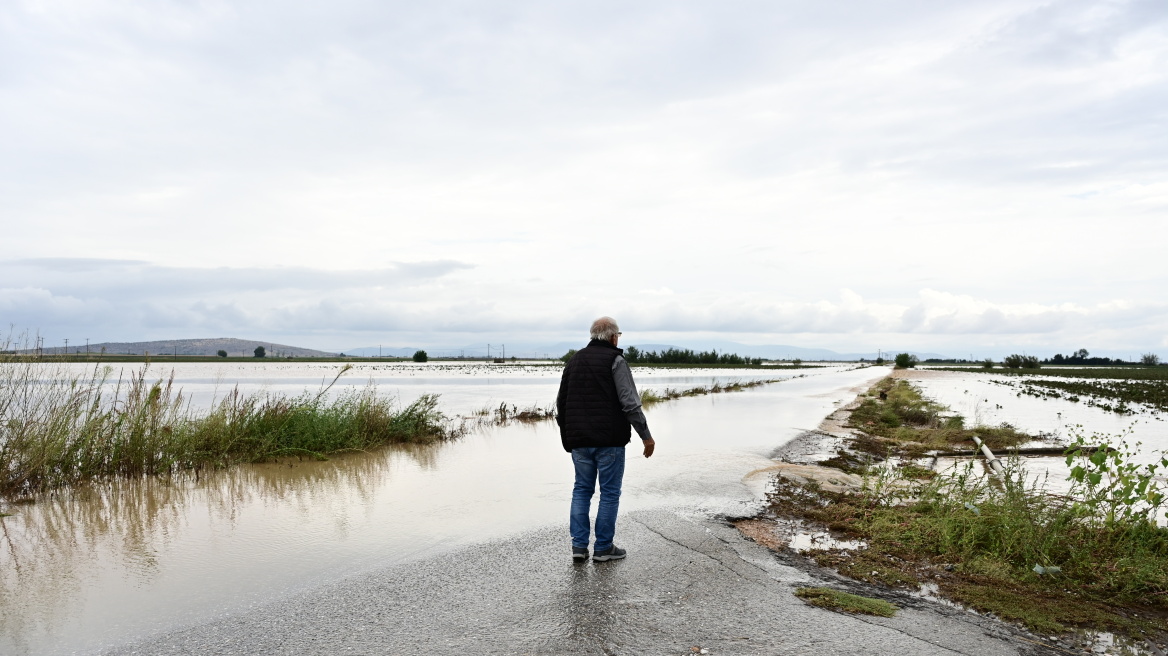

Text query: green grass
(776, 461), (1168, 635)
(845, 378), (1033, 456)
(794, 587), (898, 617)
(0, 361), (456, 496)
(774, 374), (1168, 638)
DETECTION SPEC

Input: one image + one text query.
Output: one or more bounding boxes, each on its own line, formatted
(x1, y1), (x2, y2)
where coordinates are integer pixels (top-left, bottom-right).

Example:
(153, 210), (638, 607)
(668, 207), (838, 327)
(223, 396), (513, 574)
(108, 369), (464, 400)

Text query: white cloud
(1, 1), (1166, 355)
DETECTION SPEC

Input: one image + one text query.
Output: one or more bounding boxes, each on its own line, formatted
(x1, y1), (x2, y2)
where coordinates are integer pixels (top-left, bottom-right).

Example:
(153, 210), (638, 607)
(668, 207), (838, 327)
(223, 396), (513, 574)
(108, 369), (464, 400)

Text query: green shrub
(1003, 354), (1040, 369)
(412, 350), (428, 363)
(894, 353), (918, 369)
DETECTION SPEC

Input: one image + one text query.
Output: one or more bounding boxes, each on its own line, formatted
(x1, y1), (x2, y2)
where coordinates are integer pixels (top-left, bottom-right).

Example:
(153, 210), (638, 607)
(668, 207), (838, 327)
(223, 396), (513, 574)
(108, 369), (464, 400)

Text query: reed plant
(0, 354), (454, 496)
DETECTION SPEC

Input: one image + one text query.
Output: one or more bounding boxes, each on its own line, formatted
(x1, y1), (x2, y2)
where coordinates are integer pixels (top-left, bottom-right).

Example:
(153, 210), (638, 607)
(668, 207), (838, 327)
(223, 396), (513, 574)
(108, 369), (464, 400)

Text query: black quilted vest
(558, 339), (632, 452)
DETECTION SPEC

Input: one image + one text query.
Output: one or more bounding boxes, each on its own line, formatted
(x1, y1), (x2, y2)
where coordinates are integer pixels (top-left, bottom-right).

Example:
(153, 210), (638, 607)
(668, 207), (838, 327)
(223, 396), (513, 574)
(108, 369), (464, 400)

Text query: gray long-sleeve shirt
(612, 355), (653, 441)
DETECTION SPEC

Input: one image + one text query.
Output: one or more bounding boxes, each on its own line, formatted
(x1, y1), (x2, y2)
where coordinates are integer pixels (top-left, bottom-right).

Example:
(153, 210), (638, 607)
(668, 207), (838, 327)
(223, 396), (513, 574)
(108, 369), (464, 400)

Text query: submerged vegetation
(763, 374), (1168, 641)
(639, 379), (786, 406)
(469, 402), (556, 426)
(938, 365), (1168, 415)
(1009, 378), (1168, 415)
(0, 359), (456, 497)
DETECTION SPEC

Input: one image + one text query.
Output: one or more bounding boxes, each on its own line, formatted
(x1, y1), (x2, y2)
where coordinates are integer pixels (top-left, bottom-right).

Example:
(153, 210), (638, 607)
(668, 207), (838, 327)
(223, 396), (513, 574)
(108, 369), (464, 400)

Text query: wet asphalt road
(106, 508), (1053, 656)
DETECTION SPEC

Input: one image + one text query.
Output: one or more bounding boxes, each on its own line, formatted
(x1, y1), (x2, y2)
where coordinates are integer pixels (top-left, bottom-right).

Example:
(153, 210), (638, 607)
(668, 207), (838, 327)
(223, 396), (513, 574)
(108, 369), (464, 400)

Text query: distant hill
(31, 338), (336, 357)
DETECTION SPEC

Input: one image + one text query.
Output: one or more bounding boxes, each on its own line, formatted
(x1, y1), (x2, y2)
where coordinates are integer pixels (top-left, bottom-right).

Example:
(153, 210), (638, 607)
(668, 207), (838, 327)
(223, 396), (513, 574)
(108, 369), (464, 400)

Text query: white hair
(589, 316), (620, 341)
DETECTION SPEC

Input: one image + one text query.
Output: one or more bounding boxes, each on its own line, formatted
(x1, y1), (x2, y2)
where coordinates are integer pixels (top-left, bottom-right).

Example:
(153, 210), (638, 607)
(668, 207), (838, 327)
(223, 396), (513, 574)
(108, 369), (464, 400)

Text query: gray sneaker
(572, 547), (589, 562)
(592, 546), (626, 562)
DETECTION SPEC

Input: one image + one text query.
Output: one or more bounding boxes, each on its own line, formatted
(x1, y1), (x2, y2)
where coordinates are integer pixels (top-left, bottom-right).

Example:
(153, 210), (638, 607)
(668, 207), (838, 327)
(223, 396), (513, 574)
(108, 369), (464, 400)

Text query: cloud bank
(1, 1), (1165, 356)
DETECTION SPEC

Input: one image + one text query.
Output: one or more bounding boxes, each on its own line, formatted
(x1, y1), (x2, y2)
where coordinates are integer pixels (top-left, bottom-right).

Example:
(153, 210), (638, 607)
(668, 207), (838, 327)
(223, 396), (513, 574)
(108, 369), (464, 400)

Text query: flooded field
(911, 368), (1168, 463)
(904, 368), (1168, 500)
(0, 362), (882, 655)
(41, 360), (801, 415)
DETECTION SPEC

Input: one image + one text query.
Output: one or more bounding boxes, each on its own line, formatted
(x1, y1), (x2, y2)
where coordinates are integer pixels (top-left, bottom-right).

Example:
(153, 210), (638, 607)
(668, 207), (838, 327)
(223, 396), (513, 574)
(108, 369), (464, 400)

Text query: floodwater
(907, 369), (1168, 499)
(43, 360), (803, 414)
(0, 362), (886, 655)
(909, 369), (1168, 464)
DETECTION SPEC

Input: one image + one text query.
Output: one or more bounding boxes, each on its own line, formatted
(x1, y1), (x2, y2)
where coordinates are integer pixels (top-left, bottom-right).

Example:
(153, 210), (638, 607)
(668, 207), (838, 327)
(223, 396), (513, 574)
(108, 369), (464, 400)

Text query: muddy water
(0, 364), (887, 655)
(905, 369), (1168, 500)
(909, 369), (1168, 463)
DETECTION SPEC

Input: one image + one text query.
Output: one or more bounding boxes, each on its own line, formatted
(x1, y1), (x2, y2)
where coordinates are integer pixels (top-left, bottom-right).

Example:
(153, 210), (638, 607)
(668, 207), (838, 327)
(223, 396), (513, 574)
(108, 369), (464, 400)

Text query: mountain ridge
(27, 338), (336, 357)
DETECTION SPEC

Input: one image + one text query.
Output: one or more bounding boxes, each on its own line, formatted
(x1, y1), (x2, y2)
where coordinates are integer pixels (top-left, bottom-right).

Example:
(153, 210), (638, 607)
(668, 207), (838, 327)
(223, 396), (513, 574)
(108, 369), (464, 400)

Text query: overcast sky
(2, 0), (1166, 357)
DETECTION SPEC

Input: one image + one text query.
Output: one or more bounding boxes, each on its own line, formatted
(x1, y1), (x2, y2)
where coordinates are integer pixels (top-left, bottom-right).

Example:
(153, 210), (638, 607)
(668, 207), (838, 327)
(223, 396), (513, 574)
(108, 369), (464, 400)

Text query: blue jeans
(570, 447), (626, 552)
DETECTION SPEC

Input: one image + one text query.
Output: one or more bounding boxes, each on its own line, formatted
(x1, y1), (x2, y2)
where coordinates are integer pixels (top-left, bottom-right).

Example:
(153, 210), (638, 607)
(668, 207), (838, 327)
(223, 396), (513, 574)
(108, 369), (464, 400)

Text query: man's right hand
(642, 438), (655, 458)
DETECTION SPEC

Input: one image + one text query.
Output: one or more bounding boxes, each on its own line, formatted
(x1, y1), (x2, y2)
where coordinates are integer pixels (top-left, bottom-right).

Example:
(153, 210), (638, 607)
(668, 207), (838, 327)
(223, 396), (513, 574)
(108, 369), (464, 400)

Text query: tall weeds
(0, 354), (454, 496)
(781, 441), (1168, 631)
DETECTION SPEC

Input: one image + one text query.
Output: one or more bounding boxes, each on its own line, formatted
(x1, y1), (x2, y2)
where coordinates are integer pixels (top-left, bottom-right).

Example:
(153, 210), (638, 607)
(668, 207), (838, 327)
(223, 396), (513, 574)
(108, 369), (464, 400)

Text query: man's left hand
(642, 439), (655, 458)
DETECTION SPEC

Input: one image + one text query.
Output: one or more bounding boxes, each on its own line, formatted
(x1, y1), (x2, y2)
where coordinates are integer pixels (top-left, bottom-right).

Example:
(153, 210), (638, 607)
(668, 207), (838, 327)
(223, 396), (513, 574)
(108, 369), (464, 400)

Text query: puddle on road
(787, 526), (865, 553)
(737, 517), (865, 554)
(0, 364), (888, 655)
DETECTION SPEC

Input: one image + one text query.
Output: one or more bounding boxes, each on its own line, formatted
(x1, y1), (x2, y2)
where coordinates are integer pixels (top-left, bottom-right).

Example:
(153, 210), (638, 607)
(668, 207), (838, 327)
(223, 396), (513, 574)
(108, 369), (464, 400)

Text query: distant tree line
(559, 346), (763, 365)
(926, 348), (1163, 368)
(1045, 349), (1131, 366)
(624, 346), (763, 366)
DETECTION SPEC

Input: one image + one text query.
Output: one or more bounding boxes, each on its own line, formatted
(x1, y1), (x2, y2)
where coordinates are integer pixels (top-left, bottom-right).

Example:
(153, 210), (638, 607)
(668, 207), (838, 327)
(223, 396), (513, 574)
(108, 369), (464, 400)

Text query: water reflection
(558, 563), (622, 648)
(0, 442), (448, 655)
(0, 364), (886, 655)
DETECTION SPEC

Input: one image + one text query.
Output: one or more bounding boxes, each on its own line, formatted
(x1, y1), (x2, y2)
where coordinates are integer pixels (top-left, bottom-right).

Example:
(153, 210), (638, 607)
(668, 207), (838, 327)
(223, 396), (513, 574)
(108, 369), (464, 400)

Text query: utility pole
(64, 338), (68, 356)
(502, 344), (505, 360)
(86, 338), (90, 357)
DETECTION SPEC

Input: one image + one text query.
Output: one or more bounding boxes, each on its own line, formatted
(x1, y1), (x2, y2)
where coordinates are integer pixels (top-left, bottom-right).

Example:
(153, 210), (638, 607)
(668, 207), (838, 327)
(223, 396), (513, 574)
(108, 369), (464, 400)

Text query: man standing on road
(556, 316), (656, 563)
